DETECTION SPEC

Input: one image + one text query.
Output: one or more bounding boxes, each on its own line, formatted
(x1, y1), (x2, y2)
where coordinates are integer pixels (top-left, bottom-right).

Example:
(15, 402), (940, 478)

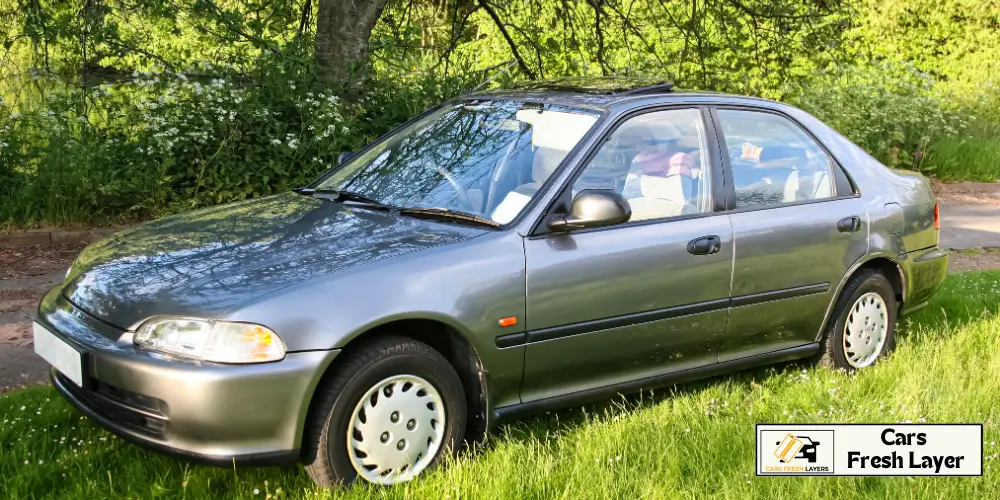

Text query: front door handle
(687, 235), (722, 255)
(838, 216), (862, 233)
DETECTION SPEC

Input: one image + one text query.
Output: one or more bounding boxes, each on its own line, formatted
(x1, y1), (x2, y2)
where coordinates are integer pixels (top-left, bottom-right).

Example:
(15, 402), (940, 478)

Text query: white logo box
(756, 424), (982, 476)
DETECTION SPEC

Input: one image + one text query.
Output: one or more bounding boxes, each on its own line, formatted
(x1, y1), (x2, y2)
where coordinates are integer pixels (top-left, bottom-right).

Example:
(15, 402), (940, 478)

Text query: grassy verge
(2, 271), (1000, 499)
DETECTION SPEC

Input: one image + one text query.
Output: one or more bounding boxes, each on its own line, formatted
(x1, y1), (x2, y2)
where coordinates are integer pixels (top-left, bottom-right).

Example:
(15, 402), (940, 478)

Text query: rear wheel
(816, 269), (897, 370)
(302, 336), (466, 486)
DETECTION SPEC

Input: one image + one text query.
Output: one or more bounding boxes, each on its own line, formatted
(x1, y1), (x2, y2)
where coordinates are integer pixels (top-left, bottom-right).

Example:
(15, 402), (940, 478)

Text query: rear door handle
(687, 235), (722, 255)
(838, 216), (862, 233)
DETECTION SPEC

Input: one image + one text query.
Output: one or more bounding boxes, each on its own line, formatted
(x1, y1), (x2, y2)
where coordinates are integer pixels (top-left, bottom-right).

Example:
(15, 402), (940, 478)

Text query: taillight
(933, 203), (940, 230)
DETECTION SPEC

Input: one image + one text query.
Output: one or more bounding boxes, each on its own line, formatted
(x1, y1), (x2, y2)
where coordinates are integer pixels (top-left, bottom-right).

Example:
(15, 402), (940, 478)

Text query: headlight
(133, 318), (286, 363)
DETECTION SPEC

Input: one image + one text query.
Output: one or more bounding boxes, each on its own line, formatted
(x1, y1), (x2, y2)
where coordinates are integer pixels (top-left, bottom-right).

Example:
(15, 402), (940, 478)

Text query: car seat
(511, 147), (563, 196)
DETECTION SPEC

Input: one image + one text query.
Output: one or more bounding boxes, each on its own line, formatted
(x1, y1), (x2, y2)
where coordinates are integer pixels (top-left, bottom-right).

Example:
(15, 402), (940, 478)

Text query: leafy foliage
(0, 0), (999, 227)
(787, 62), (967, 171)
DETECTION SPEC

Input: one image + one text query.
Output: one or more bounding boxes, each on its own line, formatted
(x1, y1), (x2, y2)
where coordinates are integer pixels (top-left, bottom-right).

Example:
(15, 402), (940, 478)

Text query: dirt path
(934, 181), (1000, 206)
(0, 244), (84, 391)
(947, 248), (1000, 273)
(0, 244), (84, 345)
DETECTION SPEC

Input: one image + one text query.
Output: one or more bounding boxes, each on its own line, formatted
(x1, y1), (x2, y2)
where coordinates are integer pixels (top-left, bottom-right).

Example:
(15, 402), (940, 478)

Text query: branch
(428, 5), (480, 73)
(197, 0), (282, 54)
(605, 0), (667, 67)
(104, 38), (177, 72)
(722, 0), (828, 20)
(504, 22), (546, 79)
(476, 0), (537, 80)
(587, 0), (610, 76)
(296, 0), (312, 40)
(468, 60), (516, 93)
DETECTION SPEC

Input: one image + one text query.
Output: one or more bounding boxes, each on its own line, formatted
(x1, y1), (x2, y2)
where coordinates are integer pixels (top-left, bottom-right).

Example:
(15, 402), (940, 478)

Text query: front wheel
(302, 336), (466, 486)
(816, 269), (897, 370)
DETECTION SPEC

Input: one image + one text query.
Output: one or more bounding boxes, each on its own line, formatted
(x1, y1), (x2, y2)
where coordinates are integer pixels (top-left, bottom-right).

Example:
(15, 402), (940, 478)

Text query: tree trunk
(315, 0), (391, 91)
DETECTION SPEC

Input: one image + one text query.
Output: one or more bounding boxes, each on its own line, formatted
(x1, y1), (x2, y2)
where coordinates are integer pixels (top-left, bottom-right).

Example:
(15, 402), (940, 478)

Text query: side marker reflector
(498, 316), (517, 327)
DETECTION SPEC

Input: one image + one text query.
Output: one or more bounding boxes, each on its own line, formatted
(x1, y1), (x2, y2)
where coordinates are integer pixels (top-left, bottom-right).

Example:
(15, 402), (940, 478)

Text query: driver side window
(571, 108), (713, 223)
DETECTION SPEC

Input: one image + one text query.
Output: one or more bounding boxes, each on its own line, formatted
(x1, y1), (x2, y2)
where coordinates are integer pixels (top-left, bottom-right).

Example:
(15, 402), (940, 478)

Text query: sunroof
(509, 76), (674, 95)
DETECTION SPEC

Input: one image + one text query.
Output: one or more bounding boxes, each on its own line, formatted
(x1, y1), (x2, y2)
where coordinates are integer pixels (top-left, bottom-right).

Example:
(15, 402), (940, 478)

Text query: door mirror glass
(337, 151), (355, 165)
(548, 189), (631, 232)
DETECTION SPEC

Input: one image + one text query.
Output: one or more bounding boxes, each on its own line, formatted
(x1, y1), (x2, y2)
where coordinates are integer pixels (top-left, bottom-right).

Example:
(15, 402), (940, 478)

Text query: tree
(315, 0), (392, 86)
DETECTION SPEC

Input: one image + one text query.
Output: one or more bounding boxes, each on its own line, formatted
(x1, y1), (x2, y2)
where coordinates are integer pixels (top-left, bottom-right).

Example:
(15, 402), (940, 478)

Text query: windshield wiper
(397, 207), (500, 228)
(295, 188), (395, 210)
(295, 188), (499, 228)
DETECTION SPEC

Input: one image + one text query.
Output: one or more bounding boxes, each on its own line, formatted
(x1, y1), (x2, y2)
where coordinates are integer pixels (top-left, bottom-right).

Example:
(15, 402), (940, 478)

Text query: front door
(711, 107), (868, 361)
(520, 107), (734, 403)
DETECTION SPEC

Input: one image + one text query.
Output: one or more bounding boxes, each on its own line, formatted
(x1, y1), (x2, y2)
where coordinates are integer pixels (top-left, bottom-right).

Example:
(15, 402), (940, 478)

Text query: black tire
(302, 335), (466, 487)
(816, 269), (897, 371)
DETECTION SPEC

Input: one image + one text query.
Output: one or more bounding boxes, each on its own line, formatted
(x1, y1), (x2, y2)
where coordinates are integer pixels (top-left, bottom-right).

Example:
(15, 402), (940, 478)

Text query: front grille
(93, 381), (167, 415)
(57, 373), (168, 436)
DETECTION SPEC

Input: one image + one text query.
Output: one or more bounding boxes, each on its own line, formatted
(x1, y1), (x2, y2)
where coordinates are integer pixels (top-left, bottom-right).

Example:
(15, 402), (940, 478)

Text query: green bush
(2, 57), (998, 230)
(0, 70), (440, 227)
(787, 63), (967, 172)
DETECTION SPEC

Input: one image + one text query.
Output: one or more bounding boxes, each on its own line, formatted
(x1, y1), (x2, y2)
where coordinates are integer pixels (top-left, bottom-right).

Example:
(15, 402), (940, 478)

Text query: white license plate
(33, 322), (84, 387)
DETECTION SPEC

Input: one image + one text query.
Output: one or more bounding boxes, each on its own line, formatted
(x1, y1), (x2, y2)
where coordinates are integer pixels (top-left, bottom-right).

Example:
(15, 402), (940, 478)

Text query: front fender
(224, 230), (528, 409)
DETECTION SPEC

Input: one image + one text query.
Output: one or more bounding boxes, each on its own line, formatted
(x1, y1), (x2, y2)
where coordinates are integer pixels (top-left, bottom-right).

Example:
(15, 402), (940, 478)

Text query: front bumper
(38, 287), (340, 466)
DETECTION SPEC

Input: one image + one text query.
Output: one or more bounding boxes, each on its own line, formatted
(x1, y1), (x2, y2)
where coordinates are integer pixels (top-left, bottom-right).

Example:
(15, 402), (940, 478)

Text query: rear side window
(716, 109), (837, 209)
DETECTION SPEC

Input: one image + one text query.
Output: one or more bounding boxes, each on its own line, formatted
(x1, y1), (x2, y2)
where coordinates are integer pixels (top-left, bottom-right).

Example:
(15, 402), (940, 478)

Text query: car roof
(466, 77), (785, 113)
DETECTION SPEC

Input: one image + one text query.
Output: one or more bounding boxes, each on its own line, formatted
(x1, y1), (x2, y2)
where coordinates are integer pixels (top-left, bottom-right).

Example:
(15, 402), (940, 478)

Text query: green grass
(926, 136), (1000, 182)
(3, 272), (1000, 499)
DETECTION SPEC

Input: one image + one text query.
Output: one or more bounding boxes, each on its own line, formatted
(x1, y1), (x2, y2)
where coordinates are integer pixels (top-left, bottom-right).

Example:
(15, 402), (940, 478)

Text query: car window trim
(704, 106), (734, 211)
(707, 104), (860, 211)
(528, 104), (728, 238)
(723, 194), (861, 216)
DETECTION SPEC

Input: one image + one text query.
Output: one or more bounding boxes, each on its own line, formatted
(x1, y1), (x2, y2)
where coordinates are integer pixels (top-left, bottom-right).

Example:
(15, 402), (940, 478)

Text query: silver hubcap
(843, 292), (888, 368)
(346, 375), (445, 484)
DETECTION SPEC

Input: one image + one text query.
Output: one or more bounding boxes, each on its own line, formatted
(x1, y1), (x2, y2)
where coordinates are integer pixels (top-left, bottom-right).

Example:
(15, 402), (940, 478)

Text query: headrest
(531, 147), (563, 182)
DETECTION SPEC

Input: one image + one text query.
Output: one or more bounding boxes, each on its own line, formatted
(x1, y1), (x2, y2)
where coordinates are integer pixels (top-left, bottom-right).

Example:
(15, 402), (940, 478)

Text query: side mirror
(548, 189), (631, 232)
(337, 151), (355, 165)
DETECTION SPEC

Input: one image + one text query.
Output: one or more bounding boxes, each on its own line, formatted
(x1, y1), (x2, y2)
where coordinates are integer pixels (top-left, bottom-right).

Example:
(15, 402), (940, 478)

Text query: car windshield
(316, 100), (600, 224)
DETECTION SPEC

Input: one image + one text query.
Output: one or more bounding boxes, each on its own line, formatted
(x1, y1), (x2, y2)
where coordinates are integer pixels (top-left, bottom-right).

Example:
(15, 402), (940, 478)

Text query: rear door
(710, 107), (867, 361)
(520, 107), (734, 403)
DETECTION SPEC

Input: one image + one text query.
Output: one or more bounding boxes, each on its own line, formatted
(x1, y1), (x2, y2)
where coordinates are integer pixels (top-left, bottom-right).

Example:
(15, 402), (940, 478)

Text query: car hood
(62, 192), (488, 330)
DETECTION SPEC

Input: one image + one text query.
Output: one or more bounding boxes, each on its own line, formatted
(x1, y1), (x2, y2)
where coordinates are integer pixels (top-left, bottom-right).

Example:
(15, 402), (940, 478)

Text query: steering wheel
(435, 167), (477, 211)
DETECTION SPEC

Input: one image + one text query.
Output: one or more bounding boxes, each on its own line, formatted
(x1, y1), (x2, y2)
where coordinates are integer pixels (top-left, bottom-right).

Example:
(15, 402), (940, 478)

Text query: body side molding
(496, 283), (830, 348)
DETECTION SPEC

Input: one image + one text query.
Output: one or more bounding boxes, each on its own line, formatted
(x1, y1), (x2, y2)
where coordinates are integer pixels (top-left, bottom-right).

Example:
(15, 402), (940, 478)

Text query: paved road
(1, 200), (999, 391)
(0, 343), (49, 392)
(939, 203), (1000, 250)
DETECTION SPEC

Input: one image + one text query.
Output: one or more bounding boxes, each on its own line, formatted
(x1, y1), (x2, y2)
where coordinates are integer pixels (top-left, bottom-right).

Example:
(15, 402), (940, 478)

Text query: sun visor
(516, 110), (598, 152)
